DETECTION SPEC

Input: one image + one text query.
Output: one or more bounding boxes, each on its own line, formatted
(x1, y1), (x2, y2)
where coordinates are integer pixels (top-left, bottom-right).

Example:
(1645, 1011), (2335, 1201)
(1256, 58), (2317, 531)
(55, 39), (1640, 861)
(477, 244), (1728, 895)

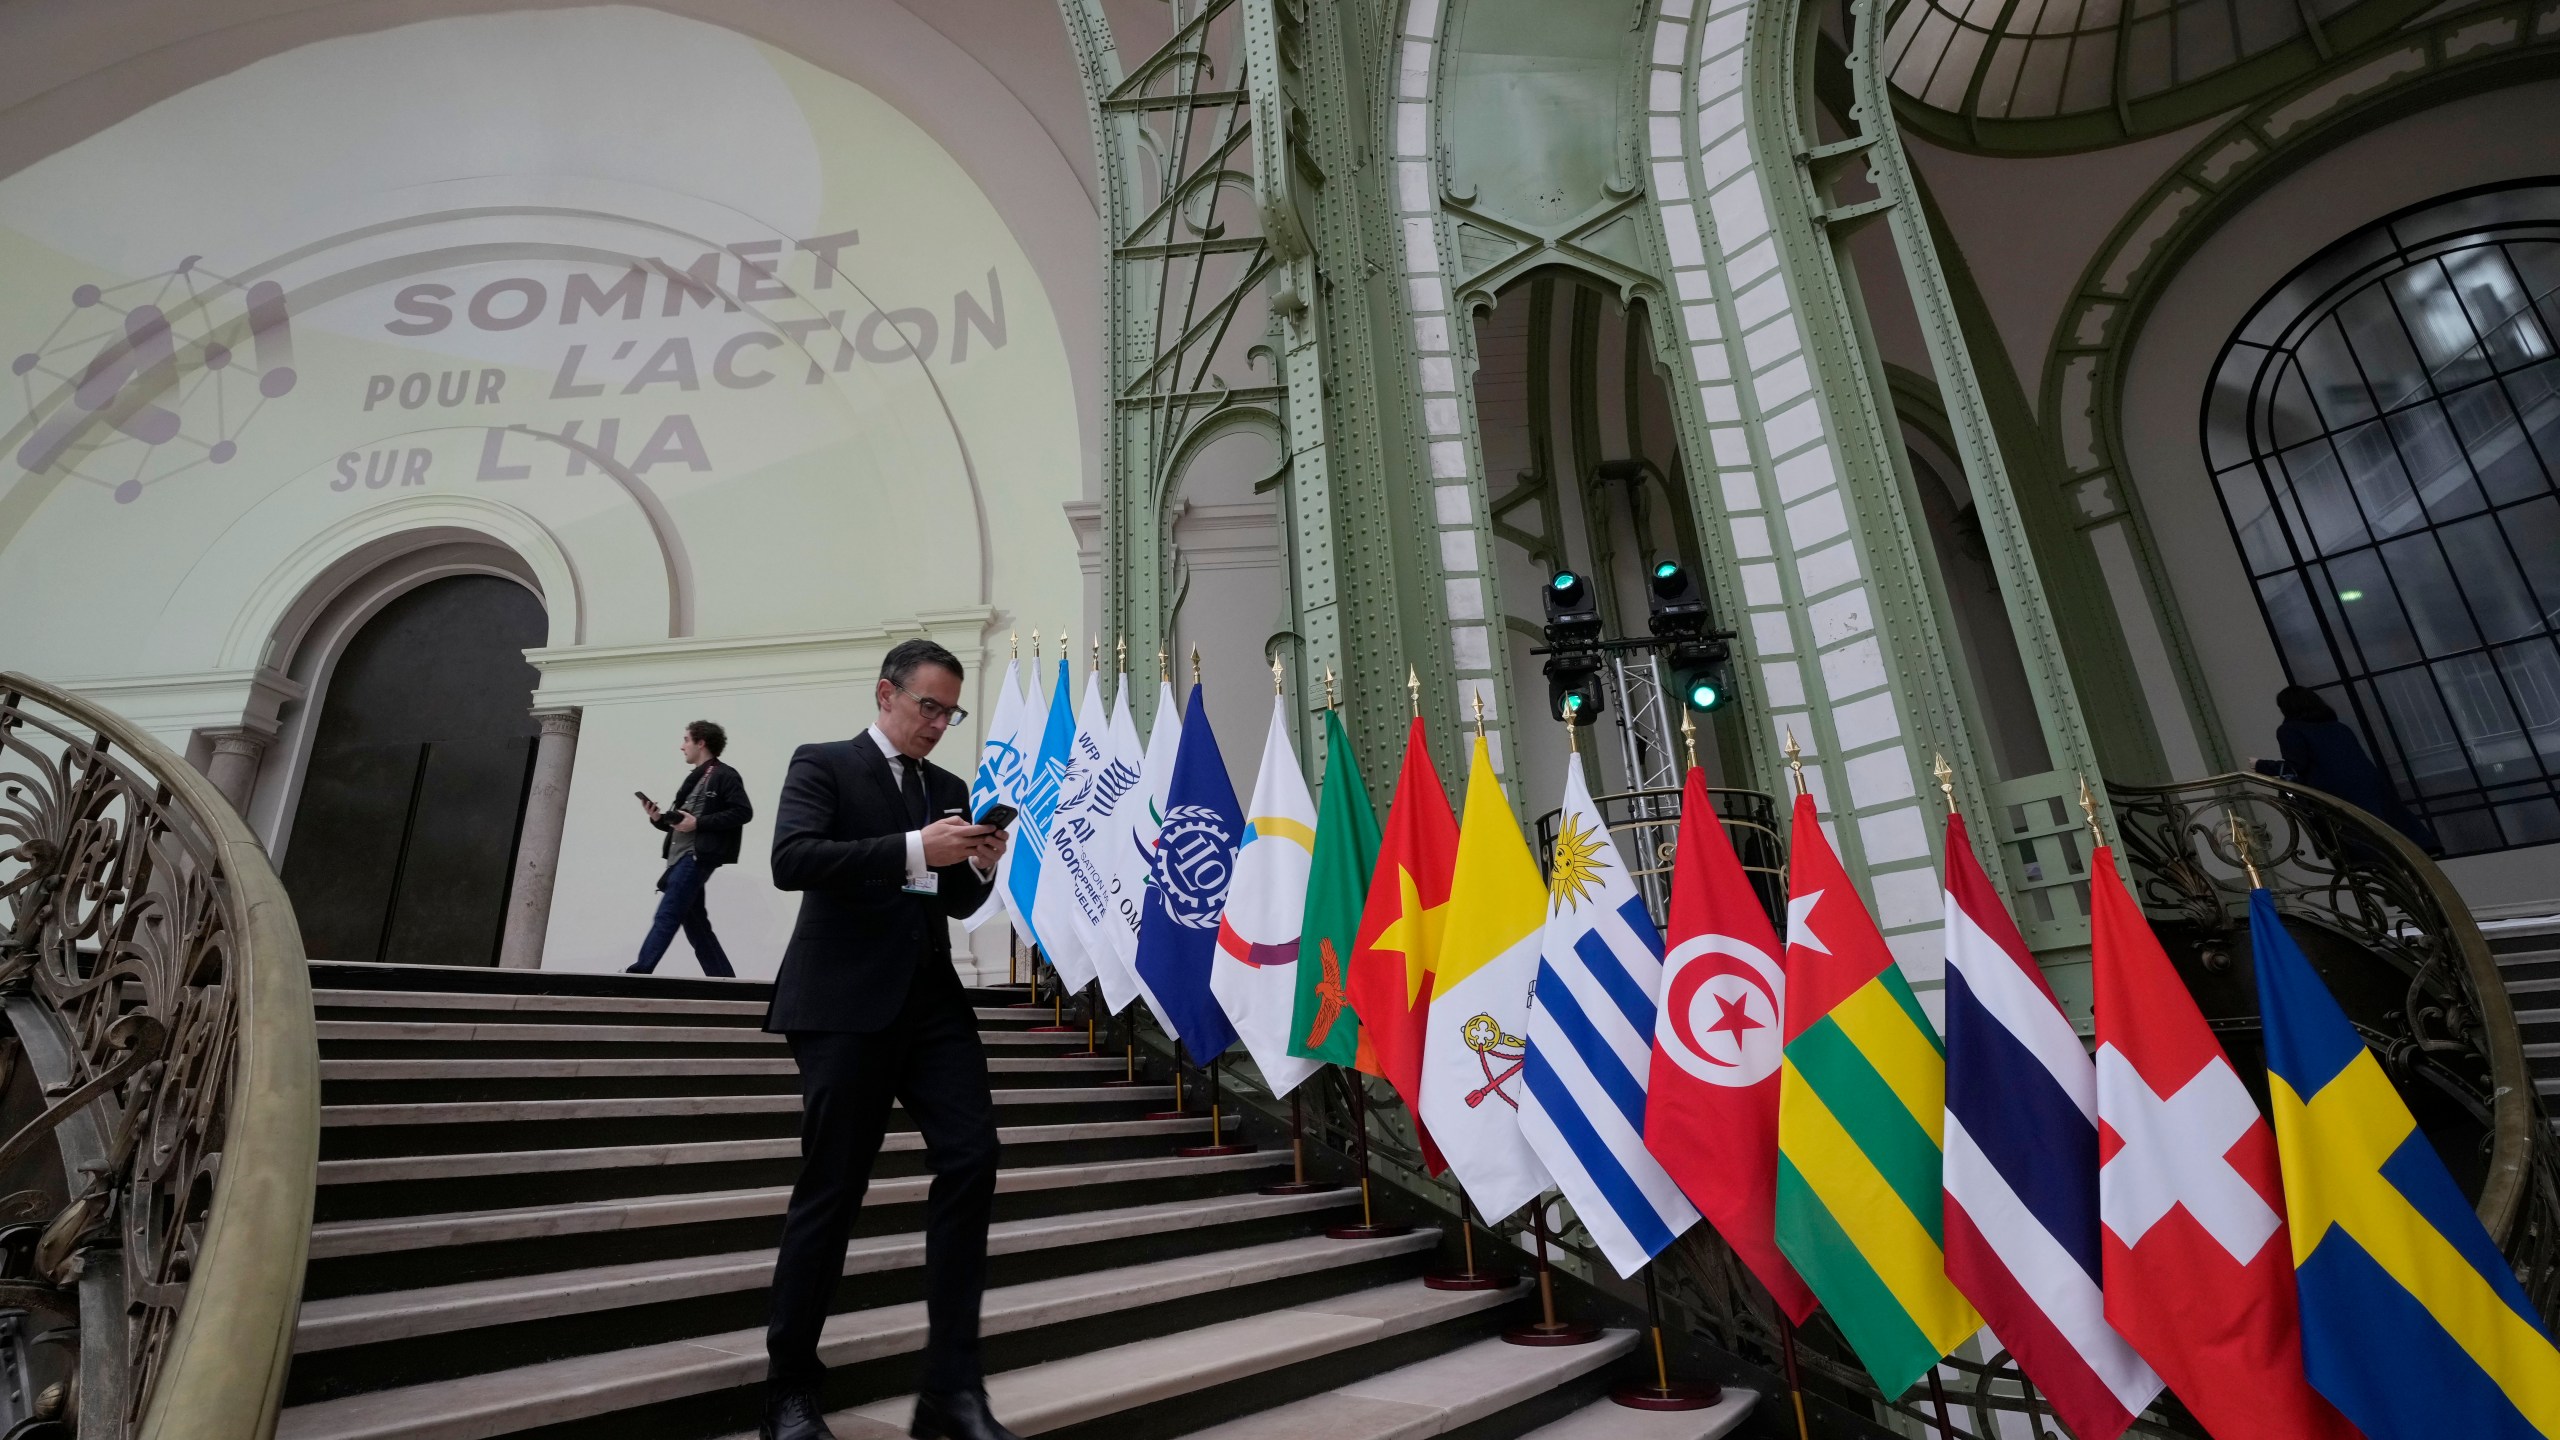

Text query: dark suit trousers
(765, 972), (999, 1394)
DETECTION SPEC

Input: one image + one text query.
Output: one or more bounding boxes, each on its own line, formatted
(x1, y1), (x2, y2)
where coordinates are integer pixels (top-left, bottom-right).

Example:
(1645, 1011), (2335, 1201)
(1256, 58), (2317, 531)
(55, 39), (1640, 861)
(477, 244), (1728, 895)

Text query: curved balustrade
(0, 673), (318, 1440)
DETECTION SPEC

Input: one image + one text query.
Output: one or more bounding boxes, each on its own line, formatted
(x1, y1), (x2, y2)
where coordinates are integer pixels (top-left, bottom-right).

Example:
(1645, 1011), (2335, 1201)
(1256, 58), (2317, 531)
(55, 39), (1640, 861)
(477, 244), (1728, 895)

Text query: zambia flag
(1774, 793), (1978, 1396)
(2256, 887), (2560, 1439)
(1290, 709), (1379, 1065)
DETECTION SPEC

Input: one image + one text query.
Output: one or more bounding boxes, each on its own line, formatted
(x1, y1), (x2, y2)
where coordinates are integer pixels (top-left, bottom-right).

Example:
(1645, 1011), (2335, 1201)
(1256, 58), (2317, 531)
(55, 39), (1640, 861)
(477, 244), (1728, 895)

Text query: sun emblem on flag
(1547, 815), (1607, 913)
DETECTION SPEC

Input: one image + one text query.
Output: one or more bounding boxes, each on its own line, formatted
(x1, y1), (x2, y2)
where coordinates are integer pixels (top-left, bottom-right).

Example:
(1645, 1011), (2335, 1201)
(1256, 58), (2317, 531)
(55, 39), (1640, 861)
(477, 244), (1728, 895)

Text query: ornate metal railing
(0, 673), (318, 1440)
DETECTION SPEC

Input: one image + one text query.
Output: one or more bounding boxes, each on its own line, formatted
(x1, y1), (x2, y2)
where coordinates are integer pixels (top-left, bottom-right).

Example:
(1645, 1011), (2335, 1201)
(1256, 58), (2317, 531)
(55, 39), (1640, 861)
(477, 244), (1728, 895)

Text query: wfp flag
(1047, 669), (1140, 997)
(2256, 886), (2560, 1439)
(963, 658), (1029, 933)
(1031, 666), (1108, 992)
(1082, 675), (1148, 1014)
(2092, 849), (2352, 1440)
(1518, 750), (1699, 1277)
(1418, 736), (1553, 1223)
(1210, 693), (1324, 1097)
(1134, 685), (1242, 1060)
(1290, 709), (1378, 1066)
(1345, 717), (1459, 1174)
(1106, 680), (1182, 1035)
(1645, 765), (1815, 1321)
(1941, 812), (2161, 1439)
(1774, 793), (1978, 1396)
(1004, 656), (1073, 958)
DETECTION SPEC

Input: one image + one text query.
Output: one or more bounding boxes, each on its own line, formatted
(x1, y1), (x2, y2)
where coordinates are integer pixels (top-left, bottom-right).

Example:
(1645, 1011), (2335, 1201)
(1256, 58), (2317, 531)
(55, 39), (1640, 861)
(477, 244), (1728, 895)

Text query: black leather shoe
(761, 1387), (836, 1440)
(909, 1388), (1019, 1440)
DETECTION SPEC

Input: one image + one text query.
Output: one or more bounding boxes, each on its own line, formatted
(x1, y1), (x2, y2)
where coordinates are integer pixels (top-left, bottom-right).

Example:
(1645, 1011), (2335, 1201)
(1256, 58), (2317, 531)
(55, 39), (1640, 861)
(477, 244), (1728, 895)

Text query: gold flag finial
(1091, 634), (1101, 670)
(1681, 710), (1699, 771)
(1324, 667), (1338, 710)
(1010, 631), (1019, 660)
(1472, 690), (1486, 740)
(1408, 667), (1421, 720)
(1190, 645), (1202, 688)
(2078, 775), (2107, 850)
(1783, 728), (1807, 798)
(1157, 646), (1169, 683)
(1117, 636), (1128, 674)
(1031, 627), (1041, 660)
(1272, 654), (1286, 696)
(2229, 810), (2264, 889)
(1933, 754), (1958, 817)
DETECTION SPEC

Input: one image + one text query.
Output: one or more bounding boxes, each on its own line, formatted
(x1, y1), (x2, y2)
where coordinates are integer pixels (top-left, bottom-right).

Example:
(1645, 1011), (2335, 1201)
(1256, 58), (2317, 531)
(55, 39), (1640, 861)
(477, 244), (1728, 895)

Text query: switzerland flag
(2091, 846), (2358, 1440)
(1344, 718), (1457, 1175)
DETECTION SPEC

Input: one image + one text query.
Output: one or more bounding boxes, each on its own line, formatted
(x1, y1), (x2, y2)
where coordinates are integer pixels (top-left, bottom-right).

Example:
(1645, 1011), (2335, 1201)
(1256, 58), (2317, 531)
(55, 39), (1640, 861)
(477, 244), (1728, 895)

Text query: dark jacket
(2268, 718), (2440, 853)
(654, 760), (754, 869)
(764, 739), (992, 1033)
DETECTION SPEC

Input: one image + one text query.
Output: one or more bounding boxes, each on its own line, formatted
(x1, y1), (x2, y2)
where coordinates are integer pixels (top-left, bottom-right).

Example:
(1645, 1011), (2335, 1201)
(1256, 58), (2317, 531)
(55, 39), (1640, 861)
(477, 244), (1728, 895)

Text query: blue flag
(2255, 887), (2560, 1439)
(1007, 656), (1077, 957)
(1133, 684), (1241, 1060)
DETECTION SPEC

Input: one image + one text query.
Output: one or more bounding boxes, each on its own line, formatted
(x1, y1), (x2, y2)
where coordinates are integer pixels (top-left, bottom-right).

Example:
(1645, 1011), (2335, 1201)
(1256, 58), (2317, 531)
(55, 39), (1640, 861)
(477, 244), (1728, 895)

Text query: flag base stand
(1059, 983), (1109, 1058)
(1610, 1274), (1718, 1409)
(1503, 1204), (1600, 1347)
(1425, 1198), (1509, 1290)
(1261, 1094), (1344, 1195)
(1171, 1054), (1255, 1156)
(1325, 1076), (1413, 1238)
(1098, 1040), (1148, 1087)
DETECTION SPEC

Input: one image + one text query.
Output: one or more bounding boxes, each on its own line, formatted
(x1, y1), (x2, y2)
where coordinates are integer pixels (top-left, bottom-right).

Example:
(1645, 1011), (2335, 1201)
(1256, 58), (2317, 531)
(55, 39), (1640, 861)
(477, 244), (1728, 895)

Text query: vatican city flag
(1419, 736), (1554, 1224)
(1210, 692), (1324, 1097)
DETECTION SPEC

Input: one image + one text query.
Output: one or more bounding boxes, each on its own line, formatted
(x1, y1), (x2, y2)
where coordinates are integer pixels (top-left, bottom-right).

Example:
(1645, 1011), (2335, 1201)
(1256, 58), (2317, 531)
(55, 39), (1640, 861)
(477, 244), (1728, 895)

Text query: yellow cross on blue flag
(2254, 886), (2560, 1439)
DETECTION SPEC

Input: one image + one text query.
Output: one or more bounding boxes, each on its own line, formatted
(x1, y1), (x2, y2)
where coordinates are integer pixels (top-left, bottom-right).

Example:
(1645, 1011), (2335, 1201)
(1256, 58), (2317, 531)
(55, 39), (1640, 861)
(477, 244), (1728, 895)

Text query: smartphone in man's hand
(974, 802), (1019, 830)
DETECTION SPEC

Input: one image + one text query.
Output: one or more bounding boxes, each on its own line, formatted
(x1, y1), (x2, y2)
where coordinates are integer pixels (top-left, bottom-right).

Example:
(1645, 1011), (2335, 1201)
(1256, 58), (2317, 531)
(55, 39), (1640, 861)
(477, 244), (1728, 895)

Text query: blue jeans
(630, 853), (735, 976)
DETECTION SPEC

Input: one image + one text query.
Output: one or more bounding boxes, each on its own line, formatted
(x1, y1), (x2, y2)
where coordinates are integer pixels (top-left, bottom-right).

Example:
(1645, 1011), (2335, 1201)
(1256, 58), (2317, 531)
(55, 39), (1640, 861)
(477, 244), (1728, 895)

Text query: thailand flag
(1940, 812), (2162, 1440)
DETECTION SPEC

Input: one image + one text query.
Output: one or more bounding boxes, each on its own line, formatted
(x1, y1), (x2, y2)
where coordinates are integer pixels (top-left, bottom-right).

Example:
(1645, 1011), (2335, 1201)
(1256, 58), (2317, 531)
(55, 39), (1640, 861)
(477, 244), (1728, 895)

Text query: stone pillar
(199, 729), (270, 820)
(498, 707), (582, 970)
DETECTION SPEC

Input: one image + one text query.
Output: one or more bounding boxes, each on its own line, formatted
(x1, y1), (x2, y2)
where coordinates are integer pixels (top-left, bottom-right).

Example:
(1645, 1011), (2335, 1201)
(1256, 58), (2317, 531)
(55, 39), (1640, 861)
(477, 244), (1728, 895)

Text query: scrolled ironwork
(0, 673), (317, 1440)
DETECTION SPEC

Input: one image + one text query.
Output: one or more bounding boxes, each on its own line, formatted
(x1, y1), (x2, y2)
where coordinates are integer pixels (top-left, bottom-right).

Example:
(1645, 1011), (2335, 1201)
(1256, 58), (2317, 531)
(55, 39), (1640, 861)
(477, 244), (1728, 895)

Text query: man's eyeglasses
(894, 683), (968, 727)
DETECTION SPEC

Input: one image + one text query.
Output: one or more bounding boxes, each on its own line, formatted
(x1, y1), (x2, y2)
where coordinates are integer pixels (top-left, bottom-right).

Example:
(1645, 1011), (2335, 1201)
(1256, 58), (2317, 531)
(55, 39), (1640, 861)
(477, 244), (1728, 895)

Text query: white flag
(963, 659), (1029, 933)
(1033, 669), (1109, 993)
(990, 656), (1048, 951)
(1208, 694), (1324, 1097)
(1081, 677), (1148, 1013)
(1105, 680), (1183, 1038)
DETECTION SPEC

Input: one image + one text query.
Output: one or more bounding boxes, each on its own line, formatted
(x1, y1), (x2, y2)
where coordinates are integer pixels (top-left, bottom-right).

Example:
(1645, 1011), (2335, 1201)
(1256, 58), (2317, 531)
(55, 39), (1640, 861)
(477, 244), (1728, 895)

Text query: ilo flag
(2092, 847), (2353, 1440)
(1345, 717), (1458, 1174)
(1106, 681), (1182, 1034)
(963, 658), (1029, 933)
(1005, 656), (1074, 959)
(1081, 676), (1148, 1014)
(1289, 708), (1378, 1066)
(1644, 766), (1814, 1321)
(1210, 694), (1324, 1097)
(1518, 751), (1699, 1277)
(1941, 812), (2161, 1440)
(1419, 736), (1553, 1223)
(1031, 668), (1109, 992)
(1134, 684), (1242, 1060)
(2256, 887), (2560, 1439)
(1774, 793), (1978, 1397)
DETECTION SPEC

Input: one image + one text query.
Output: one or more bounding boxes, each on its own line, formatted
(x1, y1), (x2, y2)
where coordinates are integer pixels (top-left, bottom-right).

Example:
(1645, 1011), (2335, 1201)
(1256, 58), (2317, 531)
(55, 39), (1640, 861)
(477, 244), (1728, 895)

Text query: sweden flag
(2255, 888), (2560, 1439)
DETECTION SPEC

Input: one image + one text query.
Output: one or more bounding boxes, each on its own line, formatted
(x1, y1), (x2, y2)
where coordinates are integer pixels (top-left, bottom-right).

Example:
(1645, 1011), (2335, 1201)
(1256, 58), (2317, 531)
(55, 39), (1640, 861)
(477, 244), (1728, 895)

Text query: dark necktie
(898, 753), (928, 829)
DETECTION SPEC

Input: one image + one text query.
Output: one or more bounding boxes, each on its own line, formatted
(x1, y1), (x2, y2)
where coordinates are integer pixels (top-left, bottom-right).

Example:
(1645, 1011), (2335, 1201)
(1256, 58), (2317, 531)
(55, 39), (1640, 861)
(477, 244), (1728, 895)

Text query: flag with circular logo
(1133, 683), (1242, 1060)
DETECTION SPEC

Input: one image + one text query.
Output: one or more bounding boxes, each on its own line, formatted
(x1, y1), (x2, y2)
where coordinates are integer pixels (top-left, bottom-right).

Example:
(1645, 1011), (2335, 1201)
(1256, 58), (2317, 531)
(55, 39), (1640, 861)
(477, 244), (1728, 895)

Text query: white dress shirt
(864, 726), (989, 882)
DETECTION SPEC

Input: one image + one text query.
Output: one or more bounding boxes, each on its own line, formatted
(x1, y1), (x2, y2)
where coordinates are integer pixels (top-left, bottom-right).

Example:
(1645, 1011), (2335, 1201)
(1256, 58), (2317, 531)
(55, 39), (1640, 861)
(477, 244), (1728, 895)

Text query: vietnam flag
(1345, 717), (1457, 1175)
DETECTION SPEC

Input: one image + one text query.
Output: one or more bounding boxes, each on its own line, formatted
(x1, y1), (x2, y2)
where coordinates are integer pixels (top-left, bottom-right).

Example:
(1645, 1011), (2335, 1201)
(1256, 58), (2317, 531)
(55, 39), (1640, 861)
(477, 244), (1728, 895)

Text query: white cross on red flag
(2091, 844), (2358, 1440)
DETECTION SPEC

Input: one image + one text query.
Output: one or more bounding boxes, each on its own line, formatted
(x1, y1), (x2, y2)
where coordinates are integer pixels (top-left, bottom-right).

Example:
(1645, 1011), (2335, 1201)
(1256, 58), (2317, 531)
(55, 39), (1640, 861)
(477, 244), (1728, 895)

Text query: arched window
(2206, 179), (2560, 857)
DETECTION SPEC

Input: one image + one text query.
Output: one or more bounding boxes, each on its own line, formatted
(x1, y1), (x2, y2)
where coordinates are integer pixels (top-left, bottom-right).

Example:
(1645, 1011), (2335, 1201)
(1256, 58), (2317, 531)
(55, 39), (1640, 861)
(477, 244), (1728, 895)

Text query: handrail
(0, 672), (318, 1440)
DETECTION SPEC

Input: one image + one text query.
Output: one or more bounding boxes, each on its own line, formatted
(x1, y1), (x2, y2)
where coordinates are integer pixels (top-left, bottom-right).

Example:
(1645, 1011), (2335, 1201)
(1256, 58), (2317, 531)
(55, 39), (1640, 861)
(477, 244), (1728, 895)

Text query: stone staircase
(278, 962), (1759, 1440)
(2491, 916), (2560, 1123)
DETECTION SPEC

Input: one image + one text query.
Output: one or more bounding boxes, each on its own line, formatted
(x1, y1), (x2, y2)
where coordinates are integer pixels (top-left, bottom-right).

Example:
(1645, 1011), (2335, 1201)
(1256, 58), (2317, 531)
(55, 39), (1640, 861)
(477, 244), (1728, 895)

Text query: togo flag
(1418, 735), (1553, 1224)
(2257, 886), (2560, 1439)
(963, 657), (1029, 933)
(1210, 692), (1323, 1097)
(1289, 708), (1378, 1065)
(1518, 750), (1699, 1277)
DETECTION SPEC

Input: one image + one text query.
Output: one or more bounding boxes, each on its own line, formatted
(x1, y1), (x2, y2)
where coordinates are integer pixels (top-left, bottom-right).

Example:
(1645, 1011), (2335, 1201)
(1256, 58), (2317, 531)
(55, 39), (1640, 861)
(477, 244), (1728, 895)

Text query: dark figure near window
(629, 720), (754, 976)
(2255, 687), (2441, 855)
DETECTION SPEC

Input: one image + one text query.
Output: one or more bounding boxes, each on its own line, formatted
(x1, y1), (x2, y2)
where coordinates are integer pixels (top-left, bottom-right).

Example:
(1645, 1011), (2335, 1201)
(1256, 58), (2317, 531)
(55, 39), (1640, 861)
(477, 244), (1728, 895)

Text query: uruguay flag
(2257, 886), (2560, 1440)
(1006, 655), (1077, 960)
(1133, 683), (1241, 1060)
(1519, 751), (1699, 1278)
(1942, 811), (2162, 1440)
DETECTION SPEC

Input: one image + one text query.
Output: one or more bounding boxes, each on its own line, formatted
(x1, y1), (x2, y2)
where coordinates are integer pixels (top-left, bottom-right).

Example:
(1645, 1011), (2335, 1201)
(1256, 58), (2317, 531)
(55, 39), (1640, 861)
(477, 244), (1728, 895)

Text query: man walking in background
(629, 720), (753, 977)
(761, 640), (1013, 1440)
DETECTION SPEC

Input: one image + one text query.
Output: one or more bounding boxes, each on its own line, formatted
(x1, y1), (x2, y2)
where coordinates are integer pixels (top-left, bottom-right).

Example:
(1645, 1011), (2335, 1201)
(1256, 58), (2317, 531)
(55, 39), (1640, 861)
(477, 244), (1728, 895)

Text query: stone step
(313, 988), (774, 1019)
(320, 1087), (1170, 1128)
(319, 1055), (1126, 1081)
(315, 1020), (1089, 1047)
(296, 1190), (1357, 1352)
(315, 1115), (1239, 1187)
(1172, 1330), (1640, 1440)
(308, 1150), (1295, 1259)
(1515, 1390), (1760, 1440)
(274, 1233), (1443, 1440)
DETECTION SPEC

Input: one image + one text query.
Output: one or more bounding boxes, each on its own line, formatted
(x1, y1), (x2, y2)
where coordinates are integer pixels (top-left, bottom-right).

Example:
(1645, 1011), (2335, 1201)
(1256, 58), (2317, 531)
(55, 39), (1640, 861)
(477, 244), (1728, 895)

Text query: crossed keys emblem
(1461, 1013), (1526, 1110)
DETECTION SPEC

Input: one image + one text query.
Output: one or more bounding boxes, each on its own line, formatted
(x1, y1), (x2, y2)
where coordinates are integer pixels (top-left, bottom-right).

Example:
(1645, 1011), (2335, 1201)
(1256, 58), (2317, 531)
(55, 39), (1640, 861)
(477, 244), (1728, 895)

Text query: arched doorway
(280, 574), (546, 965)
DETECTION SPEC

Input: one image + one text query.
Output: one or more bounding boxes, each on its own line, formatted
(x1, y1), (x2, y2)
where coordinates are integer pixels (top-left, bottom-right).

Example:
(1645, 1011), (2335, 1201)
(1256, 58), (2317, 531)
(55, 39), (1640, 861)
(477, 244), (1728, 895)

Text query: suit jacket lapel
(849, 738), (904, 825)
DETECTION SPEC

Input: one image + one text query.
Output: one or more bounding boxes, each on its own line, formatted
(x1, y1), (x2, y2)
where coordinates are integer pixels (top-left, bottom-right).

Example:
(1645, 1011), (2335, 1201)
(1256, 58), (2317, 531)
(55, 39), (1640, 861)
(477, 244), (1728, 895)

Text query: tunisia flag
(1344, 718), (1457, 1175)
(2092, 845), (2357, 1440)
(1643, 766), (1815, 1322)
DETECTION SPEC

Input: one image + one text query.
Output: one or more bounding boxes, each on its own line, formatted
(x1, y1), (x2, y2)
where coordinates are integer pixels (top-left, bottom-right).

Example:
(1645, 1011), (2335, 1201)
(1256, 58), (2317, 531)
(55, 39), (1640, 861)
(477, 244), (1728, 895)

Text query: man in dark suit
(628, 720), (752, 976)
(761, 640), (1014, 1440)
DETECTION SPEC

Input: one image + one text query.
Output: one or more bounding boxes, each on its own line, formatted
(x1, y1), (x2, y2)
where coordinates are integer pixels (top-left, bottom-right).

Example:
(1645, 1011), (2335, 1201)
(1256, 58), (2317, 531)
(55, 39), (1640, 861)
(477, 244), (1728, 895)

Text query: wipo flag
(1105, 680), (1182, 1035)
(1081, 675), (1148, 1014)
(1941, 812), (2161, 1440)
(2092, 845), (2352, 1440)
(963, 657), (1029, 933)
(1031, 666), (1109, 992)
(1210, 692), (1324, 1097)
(1418, 736), (1553, 1223)
(1134, 684), (1242, 1060)
(991, 654), (1051, 949)
(1519, 750), (1699, 1277)
(1003, 655), (1072, 957)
